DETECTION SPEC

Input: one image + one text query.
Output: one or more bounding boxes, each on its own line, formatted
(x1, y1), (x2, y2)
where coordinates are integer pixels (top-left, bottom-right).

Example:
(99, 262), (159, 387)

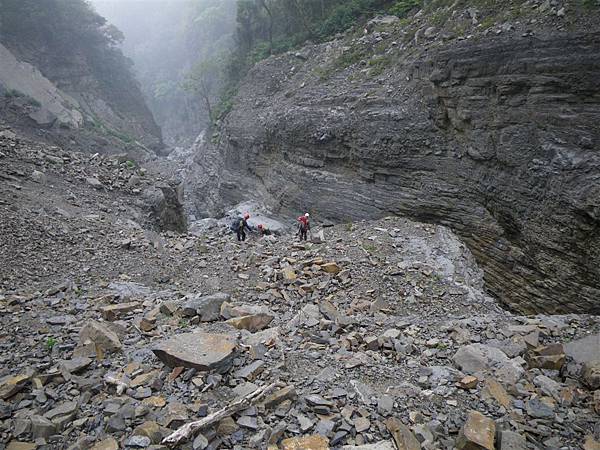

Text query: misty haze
(0, 0), (599, 449)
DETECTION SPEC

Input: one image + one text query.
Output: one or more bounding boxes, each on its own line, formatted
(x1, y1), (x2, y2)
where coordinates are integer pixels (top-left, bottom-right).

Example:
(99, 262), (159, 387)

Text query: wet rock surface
(1, 131), (599, 449)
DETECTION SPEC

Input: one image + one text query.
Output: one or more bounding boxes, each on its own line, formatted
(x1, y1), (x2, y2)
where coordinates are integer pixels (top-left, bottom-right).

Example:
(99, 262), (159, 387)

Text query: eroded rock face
(196, 31), (600, 314)
(0, 41), (162, 154)
(0, 43), (83, 129)
(143, 182), (187, 233)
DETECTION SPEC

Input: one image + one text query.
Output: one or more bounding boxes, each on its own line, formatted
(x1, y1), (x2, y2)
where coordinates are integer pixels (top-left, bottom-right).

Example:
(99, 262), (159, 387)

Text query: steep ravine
(189, 29), (600, 315)
(0, 2), (163, 156)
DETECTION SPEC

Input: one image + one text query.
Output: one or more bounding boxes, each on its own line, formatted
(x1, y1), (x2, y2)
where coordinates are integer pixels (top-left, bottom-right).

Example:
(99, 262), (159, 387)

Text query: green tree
(184, 57), (223, 120)
(257, 0), (275, 53)
(236, 0), (259, 52)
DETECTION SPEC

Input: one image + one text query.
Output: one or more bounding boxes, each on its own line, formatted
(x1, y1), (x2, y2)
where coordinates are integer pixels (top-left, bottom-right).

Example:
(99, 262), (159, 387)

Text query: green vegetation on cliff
(0, 0), (162, 149)
(202, 0), (411, 121)
(204, 0), (599, 121)
(231, 0), (431, 60)
(0, 0), (126, 83)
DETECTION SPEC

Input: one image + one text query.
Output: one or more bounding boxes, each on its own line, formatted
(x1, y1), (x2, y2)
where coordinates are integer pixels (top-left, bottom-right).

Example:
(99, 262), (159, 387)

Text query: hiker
(233, 212), (252, 242)
(297, 212), (310, 241)
(257, 224), (272, 236)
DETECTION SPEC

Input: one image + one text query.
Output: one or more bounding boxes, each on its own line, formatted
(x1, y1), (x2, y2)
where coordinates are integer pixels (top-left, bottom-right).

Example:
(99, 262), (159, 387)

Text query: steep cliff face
(191, 15), (600, 314)
(0, 0), (162, 156)
(0, 43), (84, 129)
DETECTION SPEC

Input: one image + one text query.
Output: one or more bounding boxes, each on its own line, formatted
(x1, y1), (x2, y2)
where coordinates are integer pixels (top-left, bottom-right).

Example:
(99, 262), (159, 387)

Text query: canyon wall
(191, 28), (600, 314)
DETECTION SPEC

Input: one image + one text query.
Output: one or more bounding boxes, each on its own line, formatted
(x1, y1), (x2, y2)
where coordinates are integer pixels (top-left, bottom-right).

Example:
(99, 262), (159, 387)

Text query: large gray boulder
(181, 293), (230, 321)
(453, 344), (510, 374)
(152, 332), (237, 373)
(497, 430), (526, 450)
(189, 218), (219, 236)
(78, 320), (122, 353)
(221, 201), (287, 235)
(143, 182), (187, 233)
(564, 334), (600, 364)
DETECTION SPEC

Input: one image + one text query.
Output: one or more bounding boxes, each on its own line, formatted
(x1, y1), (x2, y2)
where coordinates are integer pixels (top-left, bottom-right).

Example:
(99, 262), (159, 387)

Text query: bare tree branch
(162, 382), (284, 447)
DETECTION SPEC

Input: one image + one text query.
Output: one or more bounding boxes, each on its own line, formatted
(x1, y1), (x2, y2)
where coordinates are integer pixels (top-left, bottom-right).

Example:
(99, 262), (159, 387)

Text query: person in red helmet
(297, 212), (311, 241)
(257, 224), (272, 236)
(233, 212), (252, 242)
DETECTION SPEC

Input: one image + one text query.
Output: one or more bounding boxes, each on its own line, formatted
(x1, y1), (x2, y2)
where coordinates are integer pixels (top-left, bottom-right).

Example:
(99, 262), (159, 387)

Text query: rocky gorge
(1, 131), (600, 450)
(1, 0), (600, 449)
(187, 2), (600, 315)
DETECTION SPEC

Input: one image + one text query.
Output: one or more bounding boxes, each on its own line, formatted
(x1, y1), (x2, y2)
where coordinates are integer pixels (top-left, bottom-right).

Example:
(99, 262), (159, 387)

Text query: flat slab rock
(342, 442), (396, 450)
(6, 442), (37, 450)
(453, 343), (509, 374)
(281, 435), (329, 450)
(564, 334), (600, 364)
(151, 332), (236, 373)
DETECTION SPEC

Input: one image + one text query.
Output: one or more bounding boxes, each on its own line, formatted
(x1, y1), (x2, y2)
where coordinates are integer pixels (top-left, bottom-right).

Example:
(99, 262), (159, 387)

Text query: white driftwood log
(162, 382), (282, 446)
